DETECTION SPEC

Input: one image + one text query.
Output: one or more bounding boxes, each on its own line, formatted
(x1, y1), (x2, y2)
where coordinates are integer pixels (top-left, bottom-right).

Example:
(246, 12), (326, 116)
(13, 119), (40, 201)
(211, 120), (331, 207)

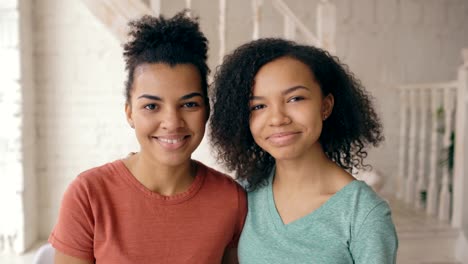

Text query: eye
(144, 104), (158, 110)
(288, 96), (304, 103)
(250, 104), (266, 111)
(182, 102), (200, 108)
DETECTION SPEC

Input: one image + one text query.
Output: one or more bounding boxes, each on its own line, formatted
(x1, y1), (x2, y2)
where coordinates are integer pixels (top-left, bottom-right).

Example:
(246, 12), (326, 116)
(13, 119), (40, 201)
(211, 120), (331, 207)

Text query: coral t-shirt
(49, 160), (247, 264)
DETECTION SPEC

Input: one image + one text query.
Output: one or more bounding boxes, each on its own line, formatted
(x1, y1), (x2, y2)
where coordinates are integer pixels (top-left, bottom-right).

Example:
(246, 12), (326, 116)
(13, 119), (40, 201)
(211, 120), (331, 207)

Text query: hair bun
(124, 11), (208, 61)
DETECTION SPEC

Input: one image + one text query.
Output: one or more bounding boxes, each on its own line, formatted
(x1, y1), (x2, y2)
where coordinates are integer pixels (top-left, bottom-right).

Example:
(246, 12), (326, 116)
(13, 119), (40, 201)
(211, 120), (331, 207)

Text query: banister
(398, 81), (458, 90)
(272, 0), (320, 45)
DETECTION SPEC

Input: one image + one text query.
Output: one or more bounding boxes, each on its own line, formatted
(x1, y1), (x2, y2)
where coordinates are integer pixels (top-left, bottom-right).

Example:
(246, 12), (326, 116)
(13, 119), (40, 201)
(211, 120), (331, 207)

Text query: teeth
(158, 137), (185, 144)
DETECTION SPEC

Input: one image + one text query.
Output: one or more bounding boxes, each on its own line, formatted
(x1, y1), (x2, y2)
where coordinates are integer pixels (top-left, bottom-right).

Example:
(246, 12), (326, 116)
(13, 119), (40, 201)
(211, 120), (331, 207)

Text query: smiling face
(249, 56), (334, 162)
(126, 63), (207, 167)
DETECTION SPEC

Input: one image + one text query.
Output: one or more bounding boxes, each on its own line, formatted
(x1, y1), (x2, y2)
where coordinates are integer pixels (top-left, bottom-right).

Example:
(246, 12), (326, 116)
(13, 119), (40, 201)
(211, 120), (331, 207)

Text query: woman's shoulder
(195, 161), (245, 191)
(350, 180), (386, 204)
(340, 181), (393, 228)
(332, 180), (389, 216)
(195, 161), (247, 214)
(76, 160), (123, 181)
(65, 160), (127, 196)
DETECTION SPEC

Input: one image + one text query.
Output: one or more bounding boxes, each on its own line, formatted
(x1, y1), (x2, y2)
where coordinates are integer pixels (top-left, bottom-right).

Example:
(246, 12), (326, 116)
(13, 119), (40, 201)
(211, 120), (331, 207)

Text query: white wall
(0, 0), (37, 253)
(19, 0), (37, 252)
(31, 0), (468, 240)
(33, 0), (137, 238)
(0, 0), (23, 253)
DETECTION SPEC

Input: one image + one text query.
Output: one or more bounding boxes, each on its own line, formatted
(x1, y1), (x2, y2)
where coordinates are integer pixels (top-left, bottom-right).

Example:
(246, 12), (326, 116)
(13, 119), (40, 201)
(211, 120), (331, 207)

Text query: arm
(223, 184), (247, 264)
(55, 250), (93, 264)
(350, 201), (398, 264)
(49, 178), (95, 261)
(222, 247), (238, 264)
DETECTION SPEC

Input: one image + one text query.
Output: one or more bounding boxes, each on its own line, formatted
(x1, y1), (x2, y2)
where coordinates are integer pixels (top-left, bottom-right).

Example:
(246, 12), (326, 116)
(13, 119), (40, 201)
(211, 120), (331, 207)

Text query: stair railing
(397, 49), (468, 224)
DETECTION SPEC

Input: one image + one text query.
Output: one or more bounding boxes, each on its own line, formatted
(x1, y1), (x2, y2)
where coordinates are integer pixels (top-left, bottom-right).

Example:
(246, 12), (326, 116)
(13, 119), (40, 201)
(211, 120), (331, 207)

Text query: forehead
(133, 63), (202, 95)
(253, 57), (317, 93)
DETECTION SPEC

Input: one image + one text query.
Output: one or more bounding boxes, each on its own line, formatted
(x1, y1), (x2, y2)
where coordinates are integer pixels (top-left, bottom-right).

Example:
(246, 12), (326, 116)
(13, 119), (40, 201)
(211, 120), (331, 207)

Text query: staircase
(394, 49), (468, 264)
(385, 195), (461, 264)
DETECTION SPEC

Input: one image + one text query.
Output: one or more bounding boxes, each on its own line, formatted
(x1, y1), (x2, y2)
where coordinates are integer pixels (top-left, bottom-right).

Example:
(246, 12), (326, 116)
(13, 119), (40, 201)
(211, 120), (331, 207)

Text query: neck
(273, 146), (338, 194)
(127, 152), (195, 196)
(276, 149), (330, 180)
(273, 148), (355, 195)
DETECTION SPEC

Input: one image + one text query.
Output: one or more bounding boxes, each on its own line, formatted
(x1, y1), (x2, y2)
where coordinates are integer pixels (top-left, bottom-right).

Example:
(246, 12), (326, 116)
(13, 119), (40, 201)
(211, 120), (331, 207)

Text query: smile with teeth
(156, 137), (186, 144)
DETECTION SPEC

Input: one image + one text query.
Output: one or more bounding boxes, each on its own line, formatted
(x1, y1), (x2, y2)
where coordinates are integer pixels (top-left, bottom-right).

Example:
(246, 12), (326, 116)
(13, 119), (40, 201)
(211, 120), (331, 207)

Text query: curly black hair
(209, 38), (383, 191)
(123, 10), (210, 115)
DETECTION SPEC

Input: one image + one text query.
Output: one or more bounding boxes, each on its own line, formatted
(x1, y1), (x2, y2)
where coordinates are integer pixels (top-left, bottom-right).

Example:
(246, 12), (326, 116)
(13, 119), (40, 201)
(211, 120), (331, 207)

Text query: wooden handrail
(81, 0), (153, 43)
(271, 0), (320, 45)
(398, 81), (458, 90)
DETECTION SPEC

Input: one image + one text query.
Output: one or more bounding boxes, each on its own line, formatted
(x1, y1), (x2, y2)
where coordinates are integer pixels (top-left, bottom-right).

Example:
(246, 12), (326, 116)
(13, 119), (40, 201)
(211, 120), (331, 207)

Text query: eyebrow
(137, 94), (162, 101)
(180, 92), (204, 100)
(137, 92), (204, 101)
(250, 85), (310, 100)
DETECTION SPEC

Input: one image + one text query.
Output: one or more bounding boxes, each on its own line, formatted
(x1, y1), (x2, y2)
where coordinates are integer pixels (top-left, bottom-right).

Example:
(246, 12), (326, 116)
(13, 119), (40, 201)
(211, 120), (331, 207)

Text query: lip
(266, 131), (301, 146)
(153, 135), (190, 150)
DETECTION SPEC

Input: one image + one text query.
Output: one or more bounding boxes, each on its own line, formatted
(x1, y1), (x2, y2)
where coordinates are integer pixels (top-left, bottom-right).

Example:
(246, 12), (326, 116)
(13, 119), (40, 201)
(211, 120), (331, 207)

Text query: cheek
(294, 104), (322, 123)
(307, 115), (325, 137)
(188, 112), (207, 130)
(134, 113), (157, 131)
(249, 116), (263, 141)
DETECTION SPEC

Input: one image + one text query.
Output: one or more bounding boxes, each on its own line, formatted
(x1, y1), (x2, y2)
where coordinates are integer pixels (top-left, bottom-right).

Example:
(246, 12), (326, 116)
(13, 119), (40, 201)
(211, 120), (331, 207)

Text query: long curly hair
(209, 38), (383, 191)
(123, 10), (210, 116)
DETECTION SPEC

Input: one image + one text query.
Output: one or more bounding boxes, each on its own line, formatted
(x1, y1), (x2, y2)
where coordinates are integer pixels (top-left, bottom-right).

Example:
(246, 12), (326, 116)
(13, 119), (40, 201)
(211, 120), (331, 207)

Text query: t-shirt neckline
(113, 159), (206, 205)
(266, 167), (360, 230)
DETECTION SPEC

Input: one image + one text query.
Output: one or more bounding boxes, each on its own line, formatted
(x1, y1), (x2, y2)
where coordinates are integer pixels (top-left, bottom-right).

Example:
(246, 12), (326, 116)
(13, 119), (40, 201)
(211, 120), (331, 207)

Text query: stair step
(382, 194), (460, 264)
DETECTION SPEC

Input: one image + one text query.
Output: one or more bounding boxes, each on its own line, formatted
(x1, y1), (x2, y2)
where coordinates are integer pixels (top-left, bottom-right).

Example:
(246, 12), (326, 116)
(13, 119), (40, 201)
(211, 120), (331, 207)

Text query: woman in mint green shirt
(209, 38), (398, 263)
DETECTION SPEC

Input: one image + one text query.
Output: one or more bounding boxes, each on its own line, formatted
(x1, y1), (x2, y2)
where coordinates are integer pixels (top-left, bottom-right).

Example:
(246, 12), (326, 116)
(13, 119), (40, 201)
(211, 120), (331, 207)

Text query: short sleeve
(227, 184), (248, 249)
(48, 177), (95, 261)
(350, 201), (398, 264)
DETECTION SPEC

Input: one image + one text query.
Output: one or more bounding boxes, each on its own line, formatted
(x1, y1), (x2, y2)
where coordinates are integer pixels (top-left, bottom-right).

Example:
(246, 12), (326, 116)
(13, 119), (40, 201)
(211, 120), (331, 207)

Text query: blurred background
(1, 0), (468, 263)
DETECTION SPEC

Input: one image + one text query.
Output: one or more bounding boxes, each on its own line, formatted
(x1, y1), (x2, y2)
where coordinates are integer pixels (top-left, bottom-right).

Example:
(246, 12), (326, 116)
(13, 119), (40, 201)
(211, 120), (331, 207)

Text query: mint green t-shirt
(238, 171), (398, 264)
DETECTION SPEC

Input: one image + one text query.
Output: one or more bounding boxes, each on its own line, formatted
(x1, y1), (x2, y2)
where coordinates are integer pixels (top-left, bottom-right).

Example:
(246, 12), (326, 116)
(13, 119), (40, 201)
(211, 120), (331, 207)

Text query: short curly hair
(209, 38), (383, 191)
(123, 11), (210, 116)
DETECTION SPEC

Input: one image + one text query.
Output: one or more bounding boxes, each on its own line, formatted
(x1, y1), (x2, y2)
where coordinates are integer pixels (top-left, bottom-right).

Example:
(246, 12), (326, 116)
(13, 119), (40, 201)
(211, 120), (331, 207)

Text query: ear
(125, 102), (135, 128)
(322, 94), (334, 121)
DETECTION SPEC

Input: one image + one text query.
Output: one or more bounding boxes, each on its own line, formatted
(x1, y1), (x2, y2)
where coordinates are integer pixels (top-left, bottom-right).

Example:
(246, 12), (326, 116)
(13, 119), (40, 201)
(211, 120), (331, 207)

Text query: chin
(273, 156), (301, 162)
(159, 157), (191, 167)
(268, 150), (300, 161)
(147, 150), (192, 167)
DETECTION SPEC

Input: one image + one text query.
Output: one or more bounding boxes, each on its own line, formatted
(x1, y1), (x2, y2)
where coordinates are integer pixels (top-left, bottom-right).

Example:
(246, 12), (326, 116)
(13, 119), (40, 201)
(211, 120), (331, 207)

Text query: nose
(161, 108), (185, 130)
(268, 105), (291, 127)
